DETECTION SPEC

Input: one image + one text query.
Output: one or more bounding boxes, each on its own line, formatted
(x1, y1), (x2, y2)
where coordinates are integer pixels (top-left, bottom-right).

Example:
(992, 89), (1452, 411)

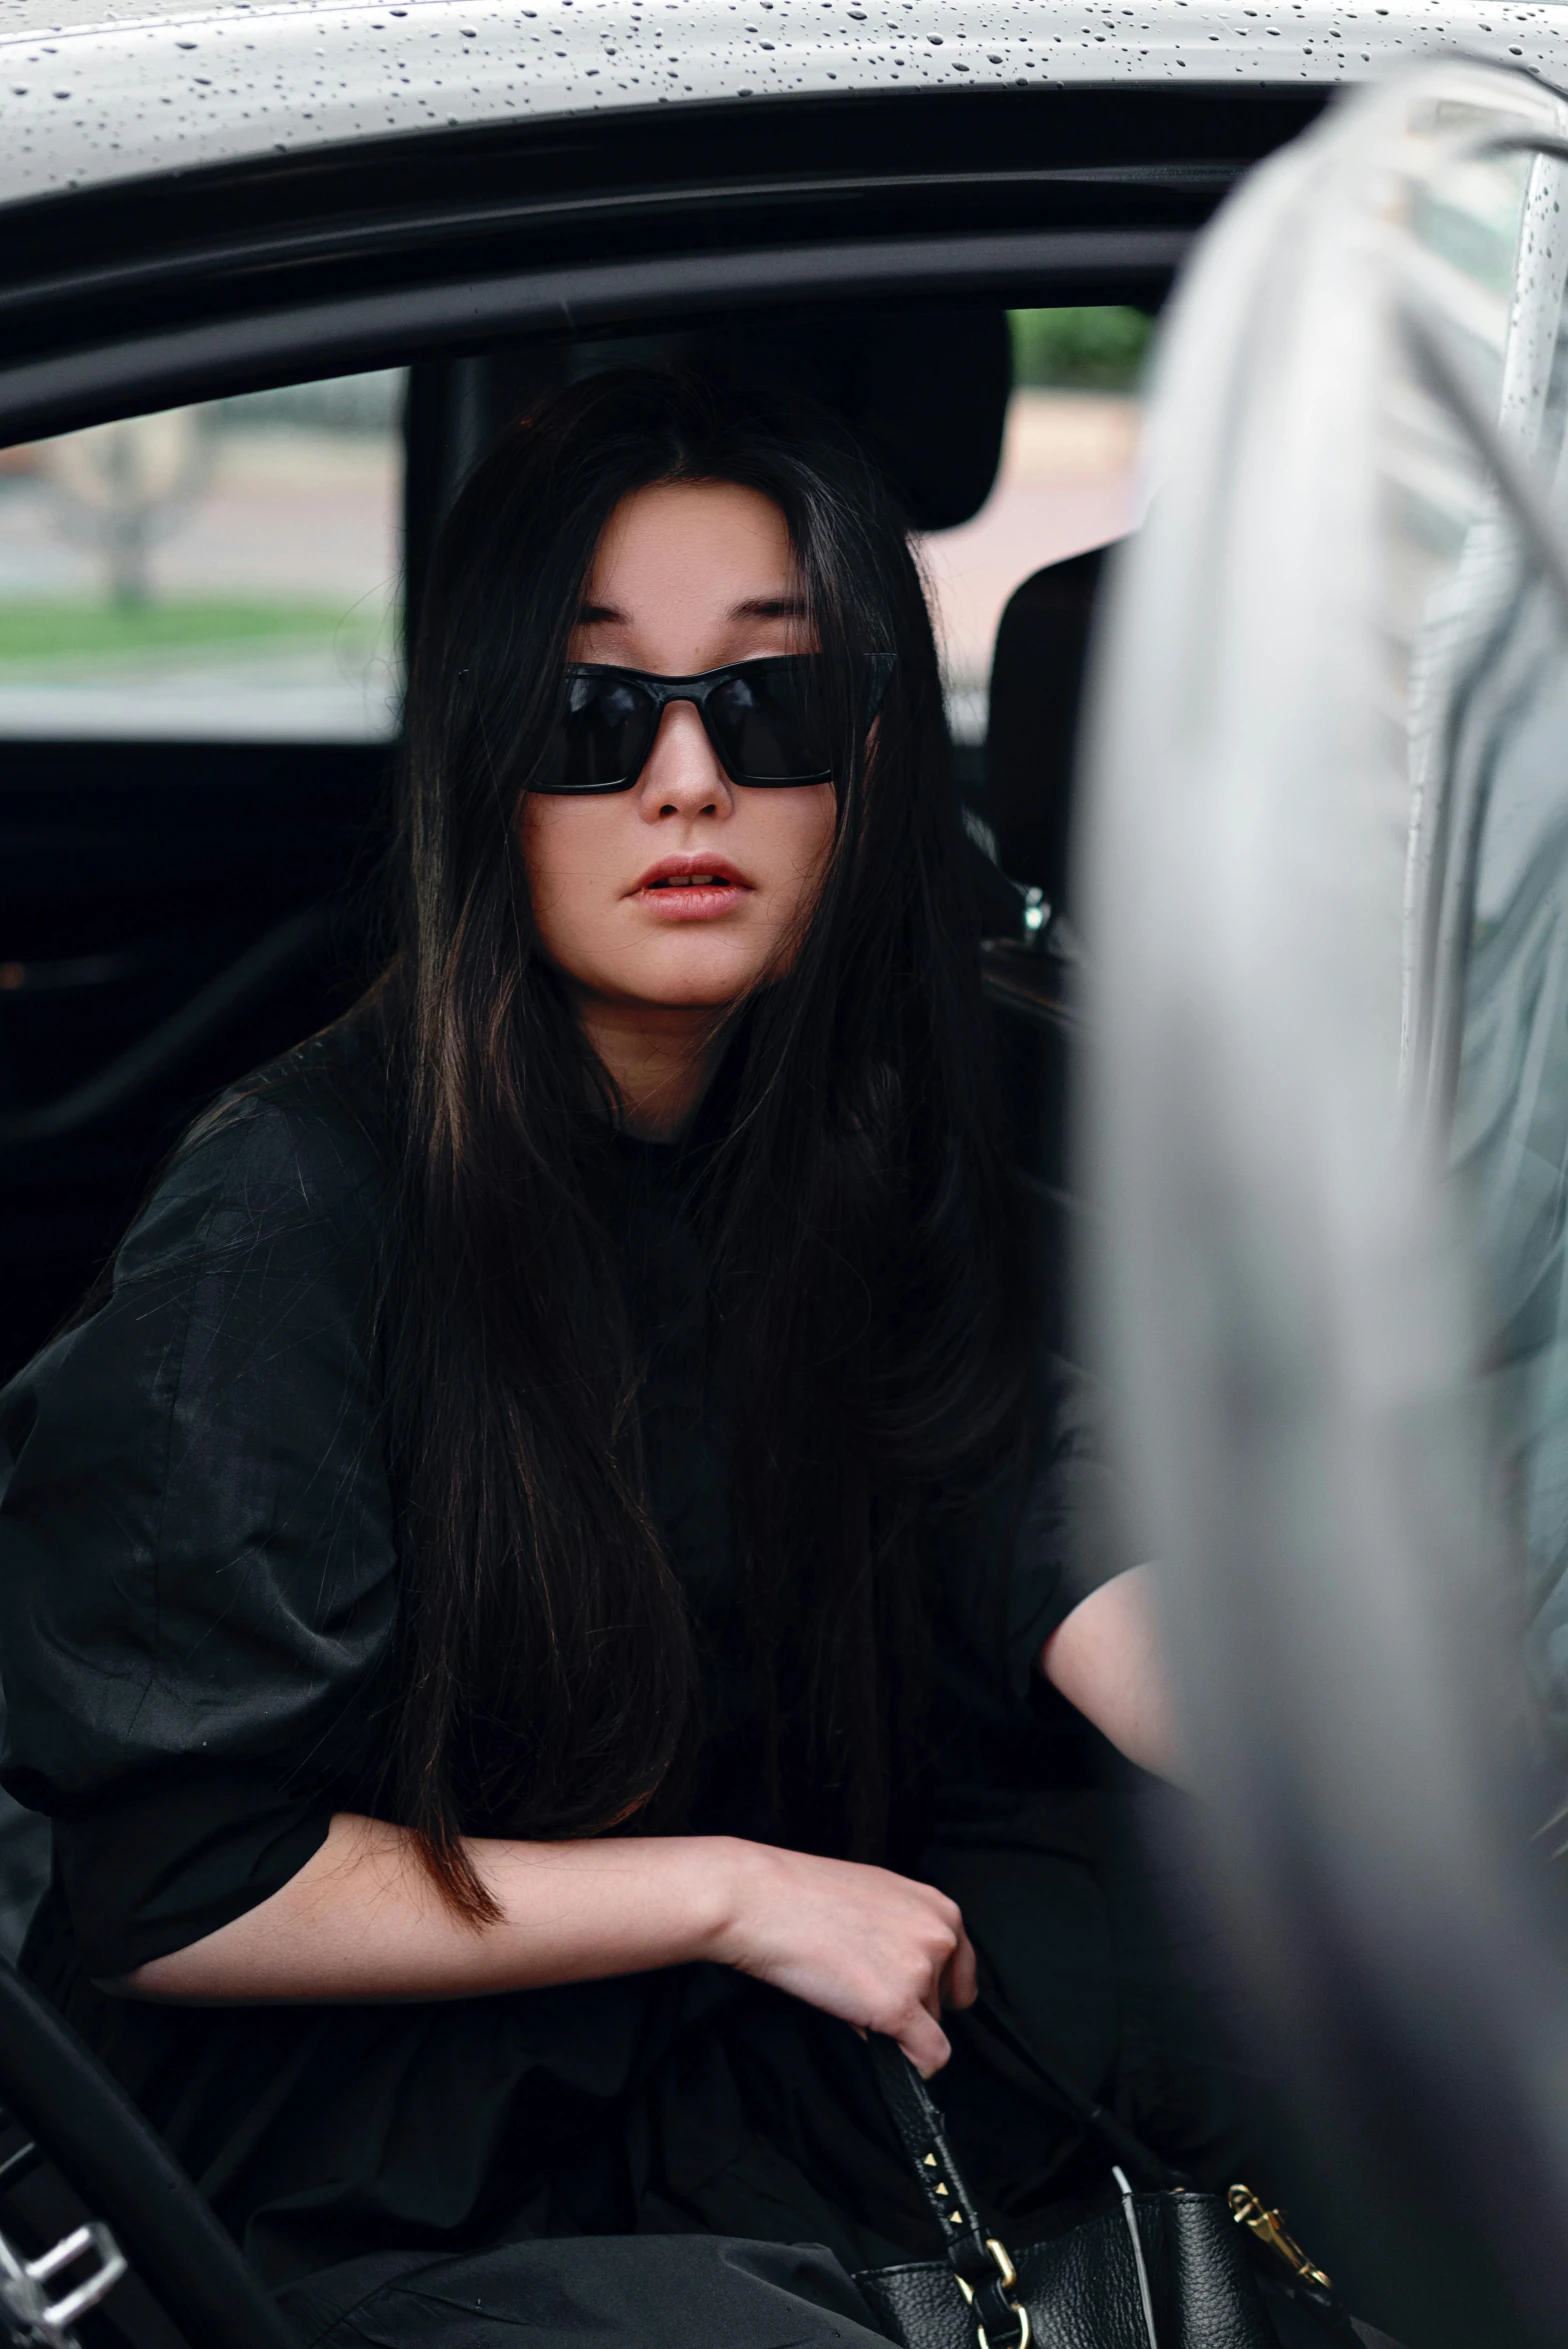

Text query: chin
(638, 980), (762, 1012)
(630, 948), (779, 1007)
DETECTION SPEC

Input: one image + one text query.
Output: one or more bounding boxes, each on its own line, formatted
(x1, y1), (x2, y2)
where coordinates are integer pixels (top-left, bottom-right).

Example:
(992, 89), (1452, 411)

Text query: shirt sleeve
(0, 1083), (398, 1980)
(1004, 1353), (1142, 1690)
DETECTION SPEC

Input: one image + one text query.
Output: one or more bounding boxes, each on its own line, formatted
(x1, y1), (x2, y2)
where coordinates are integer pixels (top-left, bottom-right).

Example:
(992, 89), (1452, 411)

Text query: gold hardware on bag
(1227, 2184), (1333, 2289)
(955, 2238), (1031, 2349)
(985, 2240), (1018, 2290)
(955, 2277), (1032, 2349)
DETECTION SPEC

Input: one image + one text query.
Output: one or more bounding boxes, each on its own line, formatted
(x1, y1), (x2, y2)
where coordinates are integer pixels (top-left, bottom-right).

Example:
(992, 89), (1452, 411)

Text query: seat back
(975, 544), (1122, 1331)
(982, 542), (1118, 912)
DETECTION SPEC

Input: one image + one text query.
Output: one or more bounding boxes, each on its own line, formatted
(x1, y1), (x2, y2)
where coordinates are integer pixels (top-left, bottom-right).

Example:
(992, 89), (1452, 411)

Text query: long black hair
(371, 367), (1025, 1916)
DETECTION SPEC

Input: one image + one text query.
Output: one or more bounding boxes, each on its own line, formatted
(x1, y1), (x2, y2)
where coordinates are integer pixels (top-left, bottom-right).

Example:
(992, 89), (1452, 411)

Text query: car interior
(0, 75), (1339, 2347)
(1, 309), (1101, 1385)
(0, 78), (1334, 1364)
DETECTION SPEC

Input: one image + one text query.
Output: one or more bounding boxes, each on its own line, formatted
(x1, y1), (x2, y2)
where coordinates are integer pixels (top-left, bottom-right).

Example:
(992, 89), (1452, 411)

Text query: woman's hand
(706, 1841), (976, 2076)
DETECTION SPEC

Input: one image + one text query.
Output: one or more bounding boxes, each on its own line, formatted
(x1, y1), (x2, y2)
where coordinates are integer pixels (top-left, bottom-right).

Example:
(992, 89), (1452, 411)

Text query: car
(6, 0), (1561, 1378)
(3, 5), (1568, 2343)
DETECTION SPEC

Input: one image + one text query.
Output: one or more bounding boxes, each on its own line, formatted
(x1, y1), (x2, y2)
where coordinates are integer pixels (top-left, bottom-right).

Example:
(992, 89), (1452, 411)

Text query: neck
(575, 994), (724, 1141)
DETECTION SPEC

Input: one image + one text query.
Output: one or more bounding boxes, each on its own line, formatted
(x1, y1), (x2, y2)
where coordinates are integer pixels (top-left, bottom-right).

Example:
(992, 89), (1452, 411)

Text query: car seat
(974, 540), (1119, 1216)
(981, 541), (1115, 924)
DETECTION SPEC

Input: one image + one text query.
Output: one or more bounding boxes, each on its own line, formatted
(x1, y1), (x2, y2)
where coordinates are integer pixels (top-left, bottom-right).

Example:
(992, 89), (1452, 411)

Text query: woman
(0, 371), (1213, 2348)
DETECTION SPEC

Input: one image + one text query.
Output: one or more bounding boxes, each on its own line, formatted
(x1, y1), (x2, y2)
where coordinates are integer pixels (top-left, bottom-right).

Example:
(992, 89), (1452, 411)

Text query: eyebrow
(576, 593), (809, 624)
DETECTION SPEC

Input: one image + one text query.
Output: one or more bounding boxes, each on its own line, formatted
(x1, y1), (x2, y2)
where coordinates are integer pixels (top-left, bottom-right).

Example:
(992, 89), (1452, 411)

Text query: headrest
(406, 313), (1013, 641)
(686, 306), (1013, 532)
(982, 542), (1119, 913)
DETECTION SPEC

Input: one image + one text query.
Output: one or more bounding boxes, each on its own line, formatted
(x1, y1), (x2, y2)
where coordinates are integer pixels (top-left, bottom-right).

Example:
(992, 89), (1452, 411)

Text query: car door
(1080, 55), (1568, 2349)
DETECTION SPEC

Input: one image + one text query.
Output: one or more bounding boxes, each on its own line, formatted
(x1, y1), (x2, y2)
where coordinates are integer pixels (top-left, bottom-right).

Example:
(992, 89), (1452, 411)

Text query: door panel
(0, 740), (387, 1377)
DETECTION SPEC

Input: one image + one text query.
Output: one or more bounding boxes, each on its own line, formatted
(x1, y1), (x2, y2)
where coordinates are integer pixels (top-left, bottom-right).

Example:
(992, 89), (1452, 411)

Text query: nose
(634, 699), (734, 822)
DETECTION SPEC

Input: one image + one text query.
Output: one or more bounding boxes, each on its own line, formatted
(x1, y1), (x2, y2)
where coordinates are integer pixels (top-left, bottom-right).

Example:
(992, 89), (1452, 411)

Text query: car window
(921, 306), (1148, 744)
(0, 369), (405, 741)
(0, 324), (1136, 754)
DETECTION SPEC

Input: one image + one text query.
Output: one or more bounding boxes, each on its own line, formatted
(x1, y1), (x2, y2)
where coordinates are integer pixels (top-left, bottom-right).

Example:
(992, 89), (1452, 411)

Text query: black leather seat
(974, 542), (1121, 1289)
(982, 541), (1118, 916)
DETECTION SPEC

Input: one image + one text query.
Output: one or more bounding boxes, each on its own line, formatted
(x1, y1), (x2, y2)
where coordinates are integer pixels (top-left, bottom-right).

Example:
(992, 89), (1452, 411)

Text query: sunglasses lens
(551, 672), (657, 791)
(707, 661), (831, 784)
(541, 659), (839, 791)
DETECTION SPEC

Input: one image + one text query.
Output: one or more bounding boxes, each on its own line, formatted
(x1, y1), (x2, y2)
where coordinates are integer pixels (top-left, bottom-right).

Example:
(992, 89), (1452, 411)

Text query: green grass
(0, 600), (384, 664)
(1009, 307), (1154, 392)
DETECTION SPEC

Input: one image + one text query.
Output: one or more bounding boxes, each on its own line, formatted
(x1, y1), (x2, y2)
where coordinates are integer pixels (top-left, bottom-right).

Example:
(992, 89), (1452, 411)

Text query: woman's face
(521, 481), (838, 1017)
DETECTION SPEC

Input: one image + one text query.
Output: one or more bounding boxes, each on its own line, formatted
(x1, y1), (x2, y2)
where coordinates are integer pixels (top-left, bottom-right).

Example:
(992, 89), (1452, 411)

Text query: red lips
(631, 854), (752, 894)
(628, 853), (753, 922)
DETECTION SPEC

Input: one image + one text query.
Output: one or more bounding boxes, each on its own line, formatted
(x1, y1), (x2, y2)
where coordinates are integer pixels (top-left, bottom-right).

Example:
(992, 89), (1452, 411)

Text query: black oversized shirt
(0, 1040), (394, 1977)
(0, 1026), (1131, 2281)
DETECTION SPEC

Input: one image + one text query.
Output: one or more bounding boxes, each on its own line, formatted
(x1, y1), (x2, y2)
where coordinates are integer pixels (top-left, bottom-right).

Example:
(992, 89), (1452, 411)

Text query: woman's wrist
(679, 1835), (759, 1972)
(474, 1831), (758, 1983)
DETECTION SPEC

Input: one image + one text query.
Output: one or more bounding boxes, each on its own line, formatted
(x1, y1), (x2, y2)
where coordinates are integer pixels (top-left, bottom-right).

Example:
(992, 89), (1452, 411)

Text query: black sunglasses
(534, 654), (839, 794)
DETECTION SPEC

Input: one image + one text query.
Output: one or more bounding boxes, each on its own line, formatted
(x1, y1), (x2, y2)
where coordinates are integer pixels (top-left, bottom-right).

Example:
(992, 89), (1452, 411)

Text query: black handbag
(852, 2004), (1364, 2349)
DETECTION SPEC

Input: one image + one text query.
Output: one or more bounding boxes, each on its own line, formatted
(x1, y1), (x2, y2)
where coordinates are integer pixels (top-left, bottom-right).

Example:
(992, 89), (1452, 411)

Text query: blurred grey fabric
(1448, 586), (1568, 1751)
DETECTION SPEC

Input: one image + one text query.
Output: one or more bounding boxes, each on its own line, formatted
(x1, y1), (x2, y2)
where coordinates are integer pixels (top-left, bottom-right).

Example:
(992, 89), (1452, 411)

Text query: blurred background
(0, 307), (1149, 750)
(0, 371), (405, 742)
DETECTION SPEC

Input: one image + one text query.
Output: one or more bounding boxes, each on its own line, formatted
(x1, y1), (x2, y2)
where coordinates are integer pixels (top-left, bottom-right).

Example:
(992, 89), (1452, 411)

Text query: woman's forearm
(123, 1815), (978, 2074)
(126, 1815), (740, 2003)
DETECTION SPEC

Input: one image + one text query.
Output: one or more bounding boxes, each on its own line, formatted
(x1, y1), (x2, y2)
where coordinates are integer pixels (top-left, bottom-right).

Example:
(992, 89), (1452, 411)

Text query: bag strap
(962, 1987), (1192, 2192)
(867, 2035), (1032, 2349)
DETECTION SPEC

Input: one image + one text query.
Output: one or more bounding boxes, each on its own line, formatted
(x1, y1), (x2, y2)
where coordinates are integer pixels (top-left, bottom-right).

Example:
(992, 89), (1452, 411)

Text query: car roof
(1, 0), (1564, 213)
